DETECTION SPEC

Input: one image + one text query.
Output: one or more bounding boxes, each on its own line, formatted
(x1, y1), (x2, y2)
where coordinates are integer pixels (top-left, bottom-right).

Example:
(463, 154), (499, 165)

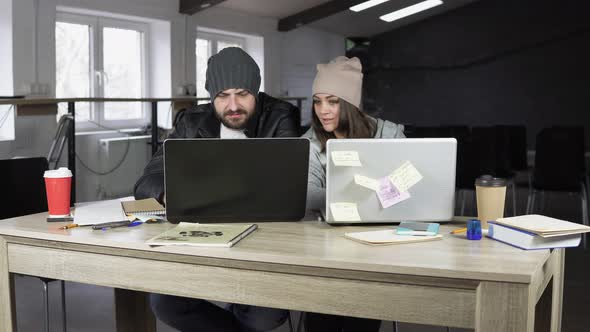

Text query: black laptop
(164, 138), (309, 223)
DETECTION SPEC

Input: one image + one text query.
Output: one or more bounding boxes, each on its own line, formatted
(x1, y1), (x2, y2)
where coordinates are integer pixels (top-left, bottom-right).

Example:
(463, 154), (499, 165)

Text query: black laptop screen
(164, 138), (309, 223)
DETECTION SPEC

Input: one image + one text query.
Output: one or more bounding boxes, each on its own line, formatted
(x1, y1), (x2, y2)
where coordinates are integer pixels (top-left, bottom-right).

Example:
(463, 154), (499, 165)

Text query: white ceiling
(219, 0), (478, 37)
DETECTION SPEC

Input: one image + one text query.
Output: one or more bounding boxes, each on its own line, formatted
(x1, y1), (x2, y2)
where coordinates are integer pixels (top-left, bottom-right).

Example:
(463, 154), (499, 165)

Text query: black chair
(455, 126), (518, 217)
(0, 157), (67, 331)
(526, 127), (588, 248)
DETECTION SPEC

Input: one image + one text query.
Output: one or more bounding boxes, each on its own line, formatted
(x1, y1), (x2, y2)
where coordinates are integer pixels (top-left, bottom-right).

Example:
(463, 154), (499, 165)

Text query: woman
(304, 56), (405, 213)
(302, 56), (404, 331)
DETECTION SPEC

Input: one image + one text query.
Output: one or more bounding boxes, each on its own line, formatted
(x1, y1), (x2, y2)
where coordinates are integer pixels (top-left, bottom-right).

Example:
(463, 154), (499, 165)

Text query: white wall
(281, 27), (345, 125)
(2, 0), (345, 201)
(11, 0), (346, 101)
(0, 0), (14, 95)
(189, 7), (284, 96)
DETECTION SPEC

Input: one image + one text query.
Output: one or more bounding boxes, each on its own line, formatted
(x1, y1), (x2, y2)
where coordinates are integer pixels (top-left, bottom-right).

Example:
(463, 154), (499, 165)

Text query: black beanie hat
(205, 47), (261, 103)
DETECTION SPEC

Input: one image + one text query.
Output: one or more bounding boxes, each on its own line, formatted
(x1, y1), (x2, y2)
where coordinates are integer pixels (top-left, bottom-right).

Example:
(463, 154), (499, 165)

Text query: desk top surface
(0, 213), (549, 284)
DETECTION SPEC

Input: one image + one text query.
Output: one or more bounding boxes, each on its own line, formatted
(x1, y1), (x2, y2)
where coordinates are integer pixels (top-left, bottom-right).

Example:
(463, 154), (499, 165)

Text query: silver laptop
(326, 138), (457, 224)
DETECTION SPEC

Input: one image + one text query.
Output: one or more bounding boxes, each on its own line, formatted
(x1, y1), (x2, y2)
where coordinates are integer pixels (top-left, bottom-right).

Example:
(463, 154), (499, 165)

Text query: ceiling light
(380, 0), (443, 22)
(350, 0), (391, 12)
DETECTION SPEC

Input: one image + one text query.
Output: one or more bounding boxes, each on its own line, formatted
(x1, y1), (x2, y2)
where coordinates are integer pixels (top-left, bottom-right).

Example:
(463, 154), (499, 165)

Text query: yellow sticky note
(354, 174), (379, 191)
(330, 203), (362, 222)
(388, 161), (423, 192)
(331, 151), (362, 167)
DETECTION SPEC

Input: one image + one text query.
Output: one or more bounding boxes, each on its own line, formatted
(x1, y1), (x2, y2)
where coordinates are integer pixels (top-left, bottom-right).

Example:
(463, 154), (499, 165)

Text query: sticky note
(354, 174), (379, 191)
(331, 151), (362, 167)
(330, 203), (362, 222)
(376, 177), (411, 209)
(388, 161), (423, 192)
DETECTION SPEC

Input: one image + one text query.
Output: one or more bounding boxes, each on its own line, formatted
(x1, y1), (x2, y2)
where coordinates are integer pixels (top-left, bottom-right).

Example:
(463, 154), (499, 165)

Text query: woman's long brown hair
(311, 98), (376, 151)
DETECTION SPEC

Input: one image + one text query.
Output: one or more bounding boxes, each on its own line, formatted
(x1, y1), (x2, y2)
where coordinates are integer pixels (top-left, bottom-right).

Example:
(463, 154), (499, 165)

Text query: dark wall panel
(363, 0), (590, 148)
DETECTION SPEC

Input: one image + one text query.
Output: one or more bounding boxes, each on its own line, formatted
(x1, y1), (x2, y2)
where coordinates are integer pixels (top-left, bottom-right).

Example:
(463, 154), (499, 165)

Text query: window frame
(56, 12), (150, 131)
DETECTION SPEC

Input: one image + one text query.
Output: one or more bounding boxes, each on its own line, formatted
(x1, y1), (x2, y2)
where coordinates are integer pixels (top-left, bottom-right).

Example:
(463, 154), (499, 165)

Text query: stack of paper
(74, 199), (130, 225)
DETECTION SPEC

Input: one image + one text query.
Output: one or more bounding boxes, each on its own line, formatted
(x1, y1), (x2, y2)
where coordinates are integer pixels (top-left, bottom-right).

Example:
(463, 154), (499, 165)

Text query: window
(56, 13), (149, 129)
(196, 31), (245, 100)
(0, 105), (15, 141)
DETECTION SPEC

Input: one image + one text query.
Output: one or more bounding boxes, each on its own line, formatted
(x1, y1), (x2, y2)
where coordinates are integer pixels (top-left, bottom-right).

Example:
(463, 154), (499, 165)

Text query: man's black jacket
(133, 92), (300, 202)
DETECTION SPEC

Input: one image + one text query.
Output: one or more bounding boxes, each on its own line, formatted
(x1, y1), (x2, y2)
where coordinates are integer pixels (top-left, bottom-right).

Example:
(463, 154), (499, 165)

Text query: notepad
(146, 223), (258, 247)
(121, 198), (165, 217)
(354, 174), (379, 191)
(74, 199), (130, 225)
(331, 151), (362, 167)
(376, 177), (411, 209)
(344, 229), (442, 245)
(388, 161), (423, 192)
(330, 202), (362, 222)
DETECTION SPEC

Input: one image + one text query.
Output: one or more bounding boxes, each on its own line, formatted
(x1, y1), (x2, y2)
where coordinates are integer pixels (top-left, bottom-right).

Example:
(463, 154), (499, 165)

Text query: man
(134, 47), (299, 332)
(134, 47), (300, 202)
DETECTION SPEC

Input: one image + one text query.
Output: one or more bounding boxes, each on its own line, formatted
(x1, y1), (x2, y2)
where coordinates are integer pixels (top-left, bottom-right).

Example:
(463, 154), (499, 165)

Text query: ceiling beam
(278, 0), (361, 32)
(179, 0), (227, 15)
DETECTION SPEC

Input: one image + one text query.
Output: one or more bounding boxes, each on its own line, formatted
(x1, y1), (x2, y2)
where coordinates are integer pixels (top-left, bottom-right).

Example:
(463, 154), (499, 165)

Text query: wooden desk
(0, 214), (563, 332)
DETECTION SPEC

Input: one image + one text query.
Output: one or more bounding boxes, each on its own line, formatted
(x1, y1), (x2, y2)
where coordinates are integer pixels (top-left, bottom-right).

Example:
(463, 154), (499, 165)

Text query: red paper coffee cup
(44, 167), (73, 217)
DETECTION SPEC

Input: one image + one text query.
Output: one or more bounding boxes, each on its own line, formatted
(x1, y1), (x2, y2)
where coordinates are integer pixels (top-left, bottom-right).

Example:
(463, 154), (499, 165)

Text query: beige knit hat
(312, 56), (363, 109)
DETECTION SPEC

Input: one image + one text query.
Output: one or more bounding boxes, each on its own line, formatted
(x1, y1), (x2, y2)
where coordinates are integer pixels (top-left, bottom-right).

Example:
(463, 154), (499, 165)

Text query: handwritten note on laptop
(354, 174), (379, 191)
(376, 177), (411, 208)
(330, 203), (362, 222)
(388, 161), (423, 192)
(331, 151), (362, 167)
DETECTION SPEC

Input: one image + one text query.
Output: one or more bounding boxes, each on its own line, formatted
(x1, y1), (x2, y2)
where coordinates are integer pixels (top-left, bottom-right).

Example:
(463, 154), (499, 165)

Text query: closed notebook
(488, 222), (581, 250)
(146, 222), (258, 248)
(121, 198), (165, 216)
(344, 229), (442, 245)
(495, 214), (590, 237)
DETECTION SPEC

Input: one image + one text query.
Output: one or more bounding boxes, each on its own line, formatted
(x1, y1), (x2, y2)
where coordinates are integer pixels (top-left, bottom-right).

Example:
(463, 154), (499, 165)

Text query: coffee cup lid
(44, 167), (73, 178)
(475, 175), (506, 187)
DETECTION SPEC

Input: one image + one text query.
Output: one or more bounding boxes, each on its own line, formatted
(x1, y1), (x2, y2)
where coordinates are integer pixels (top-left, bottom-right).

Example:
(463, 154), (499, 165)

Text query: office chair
(0, 157), (67, 332)
(526, 127), (588, 249)
(47, 114), (73, 170)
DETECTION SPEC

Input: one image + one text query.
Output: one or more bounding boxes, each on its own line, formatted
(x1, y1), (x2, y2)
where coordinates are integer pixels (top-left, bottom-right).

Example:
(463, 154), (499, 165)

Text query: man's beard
(215, 109), (253, 130)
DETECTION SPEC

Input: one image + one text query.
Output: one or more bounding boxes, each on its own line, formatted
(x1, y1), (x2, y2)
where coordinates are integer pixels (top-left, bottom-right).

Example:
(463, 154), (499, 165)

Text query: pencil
(450, 227), (467, 234)
(60, 224), (93, 230)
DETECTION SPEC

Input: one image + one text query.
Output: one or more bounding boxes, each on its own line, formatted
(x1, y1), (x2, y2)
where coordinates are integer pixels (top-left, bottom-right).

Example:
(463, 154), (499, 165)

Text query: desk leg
(550, 249), (565, 332)
(475, 281), (534, 332)
(0, 238), (16, 331)
(114, 288), (157, 332)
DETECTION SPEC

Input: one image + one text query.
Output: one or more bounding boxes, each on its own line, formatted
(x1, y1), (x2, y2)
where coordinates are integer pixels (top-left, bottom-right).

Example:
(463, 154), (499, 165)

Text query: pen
(450, 227), (467, 234)
(96, 221), (143, 230)
(92, 220), (131, 230)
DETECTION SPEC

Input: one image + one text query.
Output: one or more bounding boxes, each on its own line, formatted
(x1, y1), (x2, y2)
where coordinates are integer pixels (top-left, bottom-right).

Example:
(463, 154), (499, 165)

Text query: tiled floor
(12, 188), (590, 332)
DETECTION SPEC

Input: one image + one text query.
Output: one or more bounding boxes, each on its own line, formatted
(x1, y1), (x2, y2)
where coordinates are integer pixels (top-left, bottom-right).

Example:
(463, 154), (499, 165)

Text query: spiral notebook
(121, 198), (166, 217)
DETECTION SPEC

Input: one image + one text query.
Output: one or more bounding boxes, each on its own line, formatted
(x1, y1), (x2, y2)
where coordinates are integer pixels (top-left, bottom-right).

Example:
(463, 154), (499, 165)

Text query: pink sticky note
(376, 177), (411, 209)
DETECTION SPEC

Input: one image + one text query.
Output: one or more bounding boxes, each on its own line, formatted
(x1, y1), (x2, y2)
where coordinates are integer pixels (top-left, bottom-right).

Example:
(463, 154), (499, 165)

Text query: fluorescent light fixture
(350, 0), (390, 12)
(380, 0), (443, 22)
